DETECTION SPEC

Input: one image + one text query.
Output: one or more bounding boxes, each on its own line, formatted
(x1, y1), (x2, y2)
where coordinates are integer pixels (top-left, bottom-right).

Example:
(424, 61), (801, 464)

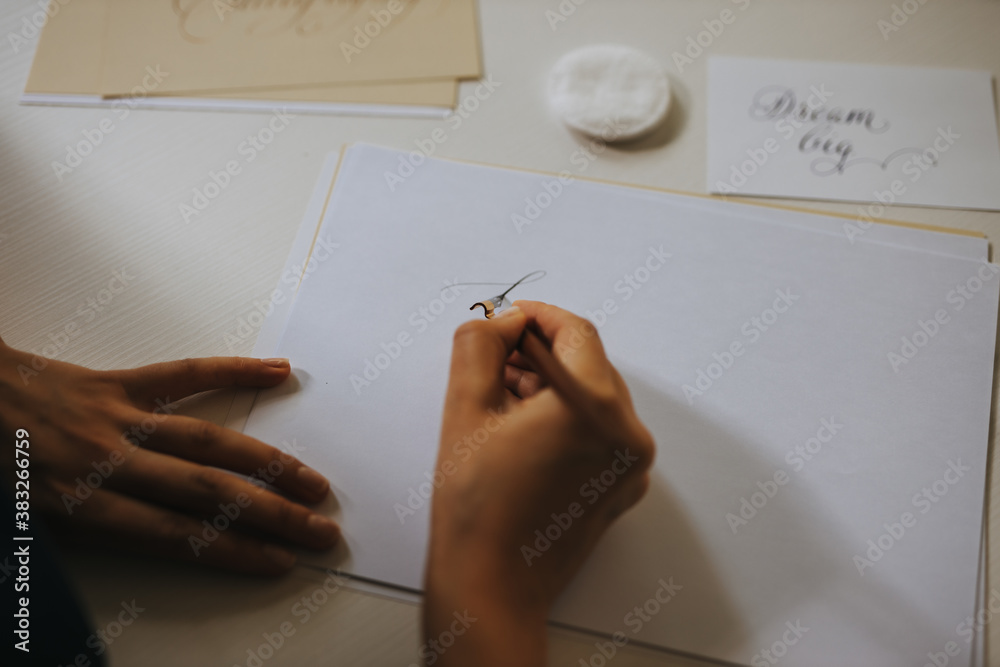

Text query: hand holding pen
(425, 300), (656, 667)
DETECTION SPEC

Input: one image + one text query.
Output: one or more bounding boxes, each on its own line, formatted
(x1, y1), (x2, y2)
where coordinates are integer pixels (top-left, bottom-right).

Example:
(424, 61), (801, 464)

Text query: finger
(504, 349), (534, 370)
(110, 449), (339, 552)
(130, 411), (329, 504)
(504, 363), (545, 399)
(115, 357), (292, 407)
(518, 328), (600, 416)
(512, 300), (610, 372)
(502, 387), (522, 412)
(446, 307), (527, 413)
(53, 487), (299, 576)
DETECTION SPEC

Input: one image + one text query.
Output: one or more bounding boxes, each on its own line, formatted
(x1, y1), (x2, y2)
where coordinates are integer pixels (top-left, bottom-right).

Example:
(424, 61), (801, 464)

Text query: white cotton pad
(548, 44), (671, 142)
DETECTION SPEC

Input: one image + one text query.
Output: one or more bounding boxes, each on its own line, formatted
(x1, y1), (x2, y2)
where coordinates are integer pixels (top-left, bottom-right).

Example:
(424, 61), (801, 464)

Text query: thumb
(445, 307), (527, 415)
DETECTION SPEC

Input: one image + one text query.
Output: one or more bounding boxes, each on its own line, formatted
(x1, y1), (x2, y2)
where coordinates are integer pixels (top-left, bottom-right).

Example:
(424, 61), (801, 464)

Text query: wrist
(423, 582), (547, 667)
(424, 544), (548, 667)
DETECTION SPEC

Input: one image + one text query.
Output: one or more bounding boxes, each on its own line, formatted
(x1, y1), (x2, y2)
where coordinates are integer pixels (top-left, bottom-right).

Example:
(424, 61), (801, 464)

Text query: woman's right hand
(424, 301), (656, 666)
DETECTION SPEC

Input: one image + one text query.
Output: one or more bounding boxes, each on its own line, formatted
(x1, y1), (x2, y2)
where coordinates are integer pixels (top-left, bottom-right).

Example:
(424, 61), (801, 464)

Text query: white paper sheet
(707, 56), (1000, 211)
(226, 151), (991, 432)
(244, 145), (998, 666)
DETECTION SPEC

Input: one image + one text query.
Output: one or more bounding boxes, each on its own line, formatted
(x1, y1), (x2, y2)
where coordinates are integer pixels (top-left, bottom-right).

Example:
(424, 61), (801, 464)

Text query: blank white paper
(244, 145), (998, 666)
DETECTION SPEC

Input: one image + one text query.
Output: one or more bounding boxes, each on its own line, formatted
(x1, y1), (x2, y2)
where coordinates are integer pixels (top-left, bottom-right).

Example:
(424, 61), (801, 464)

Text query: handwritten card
(707, 57), (1000, 211)
(100, 0), (481, 95)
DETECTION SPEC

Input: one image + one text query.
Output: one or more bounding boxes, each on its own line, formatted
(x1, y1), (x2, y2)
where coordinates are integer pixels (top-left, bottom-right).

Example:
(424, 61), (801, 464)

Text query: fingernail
(262, 358), (290, 369)
(262, 545), (296, 570)
(297, 466), (330, 495)
(308, 514), (340, 543)
(495, 306), (522, 319)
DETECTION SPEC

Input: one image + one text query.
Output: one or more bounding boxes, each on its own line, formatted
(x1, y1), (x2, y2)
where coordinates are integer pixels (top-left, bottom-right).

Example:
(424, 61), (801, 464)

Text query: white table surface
(2, 1), (999, 665)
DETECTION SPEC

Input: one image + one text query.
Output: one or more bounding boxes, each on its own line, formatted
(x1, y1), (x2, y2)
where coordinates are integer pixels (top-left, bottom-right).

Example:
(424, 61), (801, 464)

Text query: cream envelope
(99, 0), (481, 96)
(24, 0), (459, 112)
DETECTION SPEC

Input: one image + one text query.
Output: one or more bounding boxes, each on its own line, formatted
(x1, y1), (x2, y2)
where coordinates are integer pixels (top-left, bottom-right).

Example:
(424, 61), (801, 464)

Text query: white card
(707, 57), (1000, 211)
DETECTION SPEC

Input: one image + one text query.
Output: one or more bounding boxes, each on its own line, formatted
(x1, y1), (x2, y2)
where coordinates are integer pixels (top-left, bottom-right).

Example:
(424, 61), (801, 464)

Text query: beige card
(24, 0), (106, 96)
(25, 0), (459, 107)
(99, 0), (482, 96)
(205, 78), (457, 107)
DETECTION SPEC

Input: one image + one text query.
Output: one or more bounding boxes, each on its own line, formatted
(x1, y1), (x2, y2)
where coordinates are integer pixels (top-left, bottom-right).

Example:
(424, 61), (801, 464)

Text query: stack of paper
(22, 0), (481, 117)
(237, 144), (998, 666)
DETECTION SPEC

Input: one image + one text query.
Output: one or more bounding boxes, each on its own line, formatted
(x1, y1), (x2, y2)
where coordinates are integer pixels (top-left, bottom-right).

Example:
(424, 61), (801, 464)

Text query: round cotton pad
(548, 44), (671, 142)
